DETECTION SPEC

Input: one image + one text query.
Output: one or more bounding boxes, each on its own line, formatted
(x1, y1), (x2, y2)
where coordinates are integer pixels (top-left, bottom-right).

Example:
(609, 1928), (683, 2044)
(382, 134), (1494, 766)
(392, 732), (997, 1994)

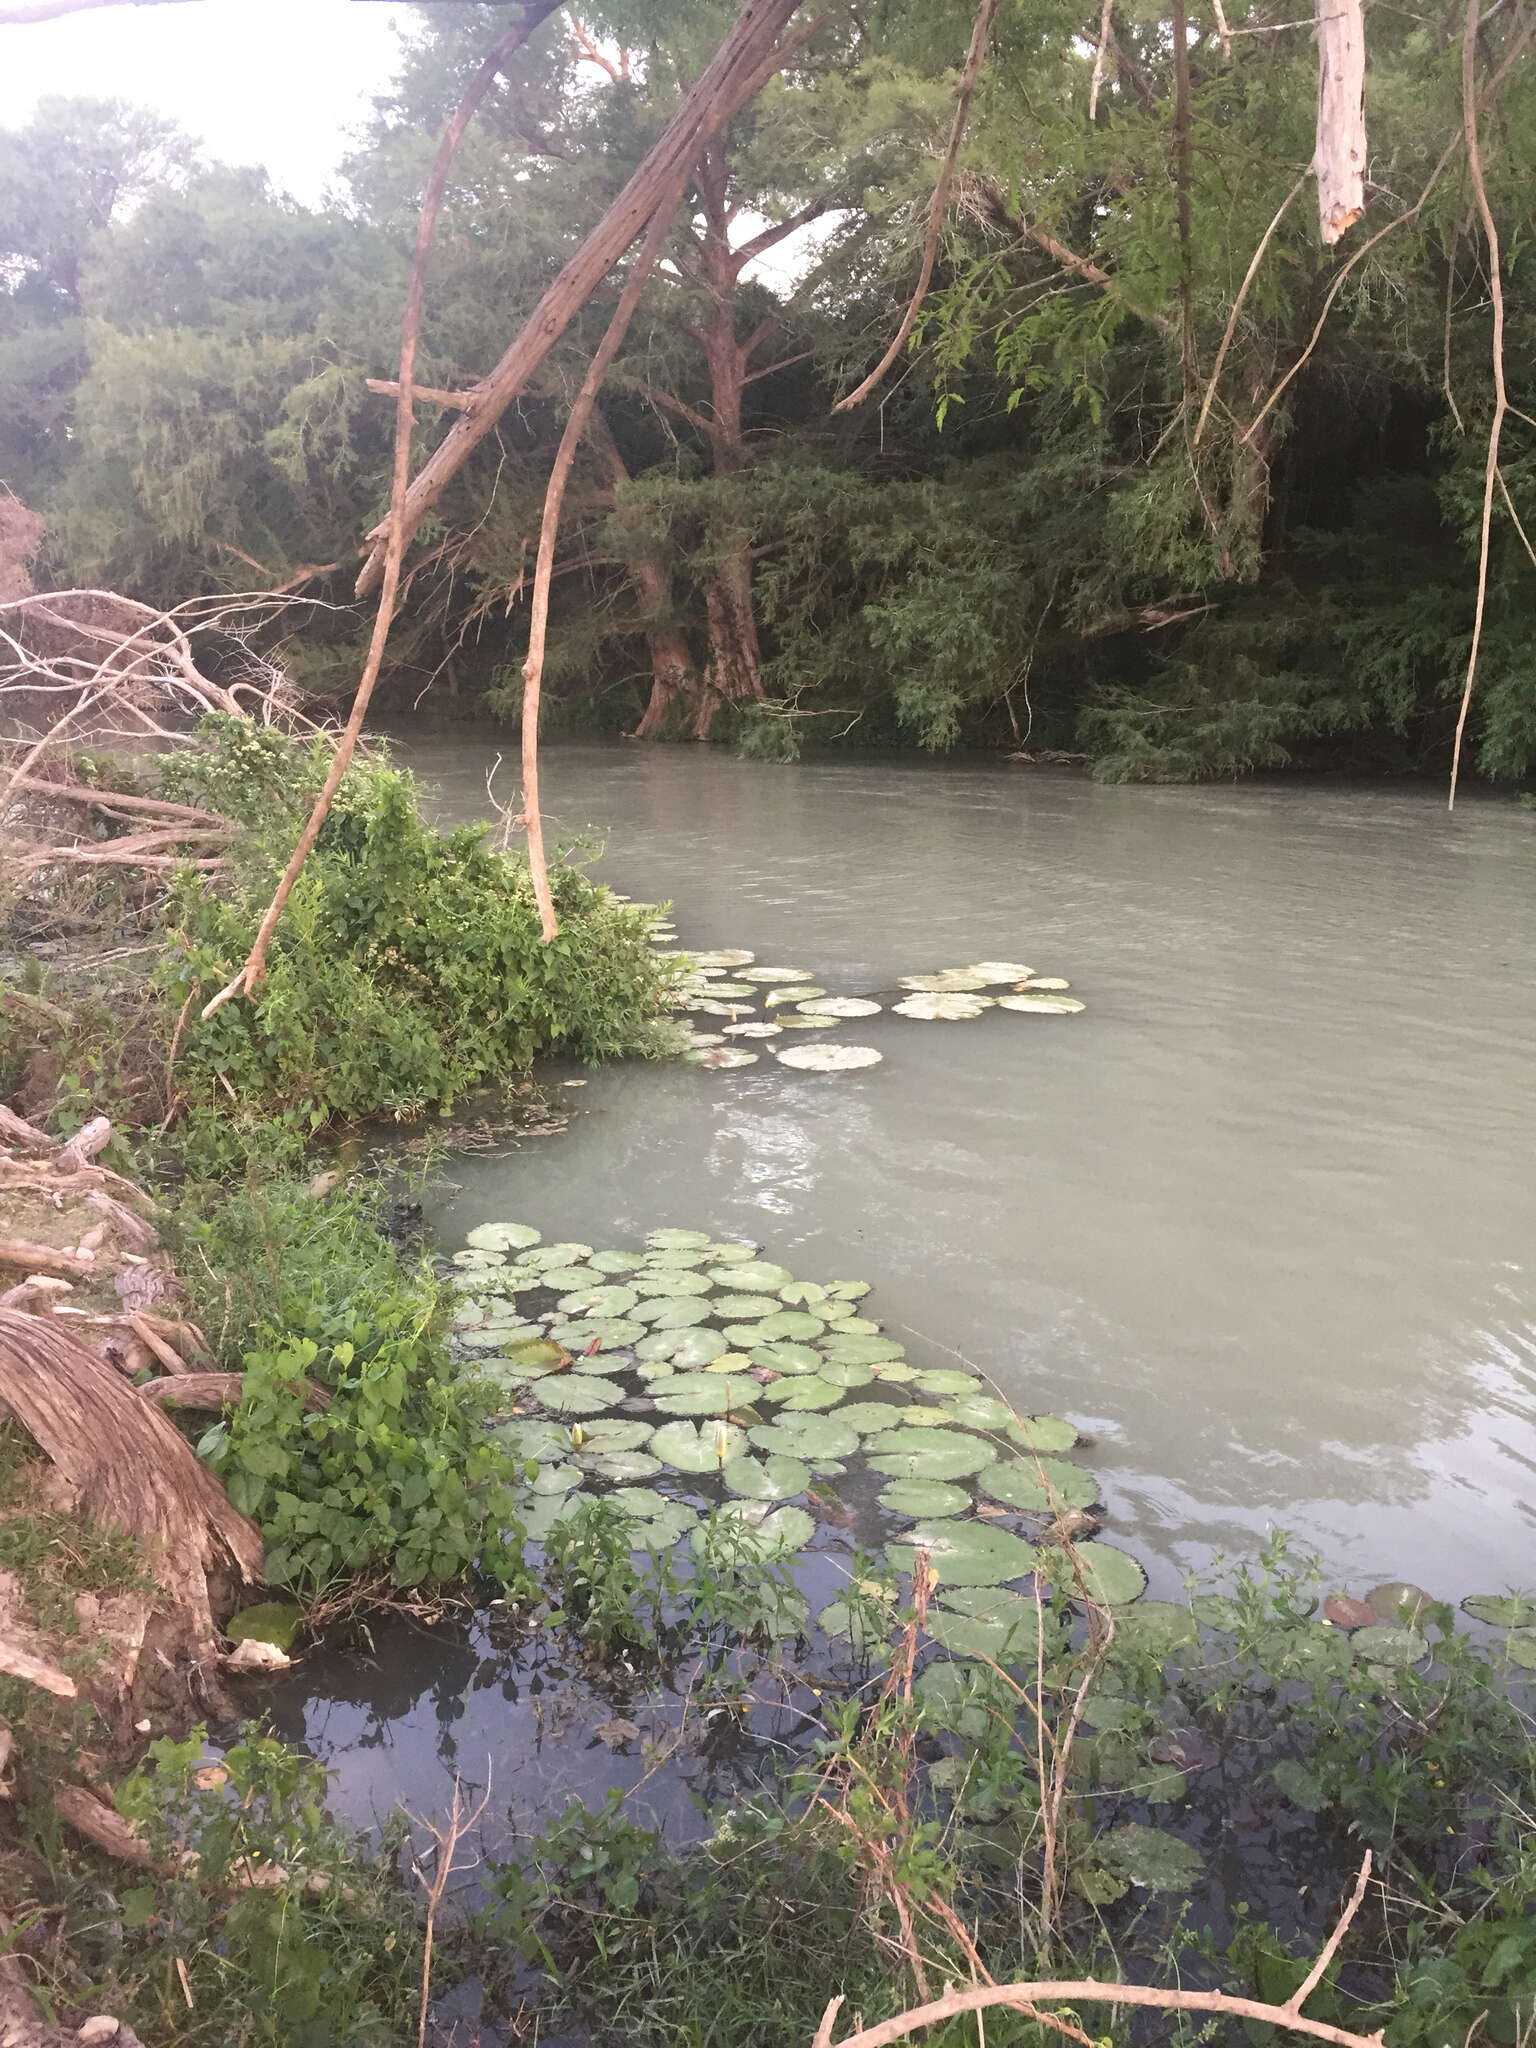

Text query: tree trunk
(581, 404), (696, 734)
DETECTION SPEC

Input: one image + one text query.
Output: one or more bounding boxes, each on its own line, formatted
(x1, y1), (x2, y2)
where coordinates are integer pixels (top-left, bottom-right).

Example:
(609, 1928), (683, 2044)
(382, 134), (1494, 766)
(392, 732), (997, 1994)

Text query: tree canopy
(2, 0), (1532, 784)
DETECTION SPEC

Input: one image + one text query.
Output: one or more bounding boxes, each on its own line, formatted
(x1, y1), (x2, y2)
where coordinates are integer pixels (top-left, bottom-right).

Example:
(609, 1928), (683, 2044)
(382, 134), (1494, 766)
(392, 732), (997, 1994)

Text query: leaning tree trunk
(581, 404), (696, 735)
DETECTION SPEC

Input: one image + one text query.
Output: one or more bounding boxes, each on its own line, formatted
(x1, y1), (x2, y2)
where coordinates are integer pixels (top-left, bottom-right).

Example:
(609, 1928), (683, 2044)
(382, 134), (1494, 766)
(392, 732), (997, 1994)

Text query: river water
(403, 736), (1536, 1603)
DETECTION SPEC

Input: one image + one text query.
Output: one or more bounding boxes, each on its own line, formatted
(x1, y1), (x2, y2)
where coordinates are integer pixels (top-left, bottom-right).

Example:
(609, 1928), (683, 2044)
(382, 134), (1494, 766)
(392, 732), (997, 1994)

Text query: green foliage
(157, 717), (673, 1151)
(178, 1173), (531, 1596)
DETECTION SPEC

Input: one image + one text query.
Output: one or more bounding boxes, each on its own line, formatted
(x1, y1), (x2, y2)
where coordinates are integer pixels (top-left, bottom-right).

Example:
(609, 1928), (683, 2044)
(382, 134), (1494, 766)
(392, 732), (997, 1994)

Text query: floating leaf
(1462, 1592), (1536, 1628)
(755, 1310), (827, 1341)
(530, 1462), (584, 1496)
(523, 1242), (595, 1268)
(609, 1489), (700, 1550)
(634, 1295), (713, 1329)
(892, 993), (993, 1021)
(1366, 1581), (1436, 1626)
(774, 1043), (883, 1072)
(493, 1420), (568, 1462)
(779, 1281), (828, 1305)
(504, 1338), (565, 1369)
(926, 1605), (1043, 1661)
(1055, 1543), (1147, 1606)
(825, 1280), (872, 1302)
(466, 1222), (542, 1251)
(651, 1419), (748, 1471)
(707, 1241), (758, 1263)
(911, 1368), (982, 1396)
(896, 971), (994, 993)
(703, 981), (758, 998)
(878, 1479), (971, 1517)
(1323, 1595), (1379, 1631)
(749, 1341), (823, 1375)
(634, 1326), (729, 1367)
(648, 1229), (713, 1250)
(645, 1246), (714, 1269)
(1027, 977), (1072, 991)
(1190, 1593), (1242, 1632)
(995, 993), (1085, 1015)
(979, 1458), (1100, 1513)
(914, 1658), (1014, 1738)
(631, 1269), (714, 1297)
(1095, 1824), (1202, 1894)
(651, 1371), (760, 1416)
(765, 986), (826, 1005)
(818, 1599), (893, 1652)
(816, 1356), (875, 1388)
(540, 1265), (601, 1292)
(1105, 1601), (1200, 1657)
(569, 1420), (652, 1454)
(773, 1378), (846, 1411)
(749, 1416), (860, 1460)
(776, 1014), (839, 1029)
(547, 1318), (646, 1351)
(714, 1294), (784, 1320)
(822, 1335), (905, 1365)
(555, 1283), (642, 1317)
(964, 962), (1034, 983)
(940, 1392), (1016, 1431)
(888, 1520), (1037, 1586)
(707, 1261), (792, 1290)
(867, 1428), (999, 1481)
(589, 1249), (647, 1275)
(686, 949), (756, 970)
(535, 1375), (623, 1416)
(226, 1601), (304, 1652)
(804, 997), (882, 1018)
(1009, 1415), (1079, 1452)
(740, 966), (814, 982)
(709, 1502), (817, 1556)
(685, 1046), (759, 1067)
(832, 1401), (907, 1433)
(830, 1314), (881, 1335)
(1351, 1624), (1428, 1666)
(723, 1022), (783, 1038)
(724, 1453), (812, 1500)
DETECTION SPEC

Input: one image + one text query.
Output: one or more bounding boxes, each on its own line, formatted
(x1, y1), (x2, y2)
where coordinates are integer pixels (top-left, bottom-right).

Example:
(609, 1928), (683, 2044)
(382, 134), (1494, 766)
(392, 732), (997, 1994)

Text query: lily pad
(1105, 1601), (1200, 1657)
(547, 1318), (646, 1350)
(1028, 977), (1072, 990)
(685, 1046), (759, 1067)
(749, 1341), (823, 1375)
(832, 1401), (906, 1433)
(1367, 1581), (1436, 1626)
(634, 1295), (713, 1329)
(647, 1228), (713, 1250)
(740, 966), (814, 982)
(878, 1479), (971, 1517)
(965, 962), (1035, 983)
(816, 1356), (875, 1388)
(765, 986), (826, 1005)
(756, 1310), (827, 1341)
(749, 1415), (860, 1460)
(702, 980), (758, 998)
(825, 1280), (872, 1301)
(914, 1658), (1013, 1738)
(979, 1459), (1100, 1513)
(772, 1378), (846, 1411)
(493, 1419), (568, 1462)
(1462, 1592), (1536, 1628)
(1499, 1632), (1536, 1670)
(651, 1371), (760, 1416)
(713, 1294), (782, 1321)
(539, 1265), (601, 1292)
(685, 949), (756, 970)
(724, 1453), (812, 1500)
(888, 1520), (1037, 1587)
(529, 1461), (584, 1496)
(723, 1021), (783, 1038)
(821, 1333), (905, 1364)
(940, 1392), (1017, 1431)
(568, 1419), (653, 1454)
(631, 1269), (714, 1297)
(1053, 1542), (1147, 1607)
(926, 1605), (1043, 1661)
(867, 1428), (999, 1482)
(995, 992), (1085, 1015)
(634, 1326), (730, 1367)
(707, 1261), (792, 1290)
(651, 1419), (748, 1471)
(818, 1598), (895, 1652)
(911, 1368), (983, 1396)
(504, 1338), (565, 1370)
(1009, 1415), (1079, 1452)
(466, 1222), (542, 1252)
(892, 993), (994, 1020)
(804, 997), (882, 1017)
(523, 1242), (595, 1268)
(589, 1249), (647, 1274)
(1351, 1624), (1428, 1666)
(709, 1502), (816, 1556)
(896, 971), (993, 993)
(707, 1242), (758, 1263)
(608, 1488), (700, 1550)
(1095, 1824), (1202, 1894)
(535, 1375), (624, 1416)
(774, 1043), (883, 1072)
(226, 1600), (304, 1652)
(776, 1014), (839, 1029)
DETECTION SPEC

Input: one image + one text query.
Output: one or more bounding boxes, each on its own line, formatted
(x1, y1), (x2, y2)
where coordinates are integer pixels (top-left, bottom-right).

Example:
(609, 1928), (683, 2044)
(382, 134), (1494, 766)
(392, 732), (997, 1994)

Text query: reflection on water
(395, 736), (1536, 1600)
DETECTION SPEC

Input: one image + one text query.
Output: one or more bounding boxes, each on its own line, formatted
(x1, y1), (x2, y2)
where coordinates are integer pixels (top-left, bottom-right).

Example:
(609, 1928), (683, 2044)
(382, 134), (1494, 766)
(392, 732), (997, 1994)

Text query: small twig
(1284, 1853), (1373, 2018)
(416, 1775), (492, 2048)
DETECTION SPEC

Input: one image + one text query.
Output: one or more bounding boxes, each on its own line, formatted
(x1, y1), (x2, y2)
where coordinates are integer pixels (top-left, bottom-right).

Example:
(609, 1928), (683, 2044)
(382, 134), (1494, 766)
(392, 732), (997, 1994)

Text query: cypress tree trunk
(581, 404), (696, 734)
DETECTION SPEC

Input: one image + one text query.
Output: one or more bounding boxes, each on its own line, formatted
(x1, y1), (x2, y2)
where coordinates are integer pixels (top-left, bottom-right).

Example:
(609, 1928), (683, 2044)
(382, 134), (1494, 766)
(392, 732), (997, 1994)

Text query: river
(271, 738), (1536, 1843)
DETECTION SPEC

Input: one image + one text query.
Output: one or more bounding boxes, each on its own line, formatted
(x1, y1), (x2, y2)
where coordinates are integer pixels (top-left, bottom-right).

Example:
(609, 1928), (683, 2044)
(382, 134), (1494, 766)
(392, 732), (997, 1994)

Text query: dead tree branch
(832, 0), (1000, 413)
(1312, 0), (1367, 244)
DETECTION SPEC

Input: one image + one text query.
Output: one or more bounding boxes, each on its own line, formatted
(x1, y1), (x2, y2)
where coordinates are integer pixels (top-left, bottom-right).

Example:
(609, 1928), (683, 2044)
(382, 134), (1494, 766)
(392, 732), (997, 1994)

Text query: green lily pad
(775, 1043), (883, 1072)
(631, 1269), (715, 1297)
(452, 1248), (505, 1270)
(581, 1450), (663, 1483)
(995, 992), (1084, 1015)
(226, 1600), (304, 1652)
(540, 1265), (601, 1292)
(776, 1014), (838, 1029)
(822, 1335), (905, 1366)
(685, 949), (755, 970)
(723, 1322), (776, 1347)
(888, 1520), (1037, 1587)
(1009, 1415), (1079, 1452)
(1190, 1593), (1242, 1632)
(1052, 1542), (1147, 1607)
(818, 1598), (894, 1652)
(740, 966), (813, 982)
(713, 1294), (784, 1320)
(518, 1495), (571, 1542)
(466, 1222), (542, 1251)
(892, 992), (993, 1020)
(755, 1310), (826, 1341)
(826, 1315), (879, 1335)
(832, 1400), (906, 1433)
(978, 1458), (1100, 1513)
(896, 971), (993, 993)
(938, 1392), (1016, 1430)
(556, 1284), (640, 1318)
(568, 1420), (651, 1453)
(773, 1378), (846, 1411)
(1350, 1624), (1428, 1666)
(685, 1046), (759, 1067)
(492, 1419), (568, 1462)
(1094, 1824), (1202, 1894)
(590, 1248), (647, 1274)
(708, 1242), (758, 1262)
(825, 1280), (872, 1301)
(724, 1453), (812, 1500)
(523, 1242), (595, 1269)
(911, 1368), (983, 1396)
(609, 1488), (700, 1550)
(1499, 1632), (1536, 1670)
(504, 1338), (565, 1369)
(765, 985), (826, 1005)
(749, 1416), (860, 1460)
(1462, 1593), (1536, 1629)
(651, 1419), (748, 1471)
(708, 1502), (816, 1556)
(914, 1659), (1014, 1738)
(816, 1357), (875, 1388)
(635, 1326), (730, 1367)
(965, 961), (1034, 983)
(707, 1261), (793, 1290)
(867, 1427), (998, 1481)
(779, 1281), (828, 1305)
(878, 1479), (971, 1517)
(749, 1341), (823, 1375)
(535, 1375), (624, 1416)
(530, 1461), (584, 1496)
(634, 1295), (713, 1329)
(806, 997), (882, 1017)
(645, 1246), (713, 1269)
(547, 1318), (646, 1350)
(651, 1371), (760, 1416)
(1104, 1601), (1200, 1657)
(702, 981), (757, 998)
(926, 1605), (1043, 1662)
(869, 1359), (919, 1383)
(1366, 1581), (1436, 1626)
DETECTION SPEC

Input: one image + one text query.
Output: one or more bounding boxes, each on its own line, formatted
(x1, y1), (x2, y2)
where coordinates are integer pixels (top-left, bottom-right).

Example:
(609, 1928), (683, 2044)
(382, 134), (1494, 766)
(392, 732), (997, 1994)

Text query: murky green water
(404, 736), (1536, 1602)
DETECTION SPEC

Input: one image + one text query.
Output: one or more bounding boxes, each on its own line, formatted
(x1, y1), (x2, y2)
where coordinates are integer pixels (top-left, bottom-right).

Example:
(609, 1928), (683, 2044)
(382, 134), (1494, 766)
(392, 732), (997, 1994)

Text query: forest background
(1, 0), (1532, 786)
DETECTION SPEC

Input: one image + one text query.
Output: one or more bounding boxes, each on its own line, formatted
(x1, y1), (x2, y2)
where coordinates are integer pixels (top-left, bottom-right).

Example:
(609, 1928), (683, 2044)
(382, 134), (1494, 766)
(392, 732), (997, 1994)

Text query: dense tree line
(1, 0), (1532, 782)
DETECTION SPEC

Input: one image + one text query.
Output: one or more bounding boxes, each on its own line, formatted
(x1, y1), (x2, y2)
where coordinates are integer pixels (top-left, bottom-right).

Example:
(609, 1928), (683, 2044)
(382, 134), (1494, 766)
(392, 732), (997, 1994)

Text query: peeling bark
(1312, 0), (1367, 244)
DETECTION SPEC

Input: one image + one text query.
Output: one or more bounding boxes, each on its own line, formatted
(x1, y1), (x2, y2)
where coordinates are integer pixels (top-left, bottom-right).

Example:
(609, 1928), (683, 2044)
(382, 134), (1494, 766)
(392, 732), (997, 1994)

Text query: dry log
(53, 1784), (153, 1868)
(1312, 0), (1366, 244)
(139, 1371), (329, 1414)
(0, 1310), (262, 1646)
(55, 1118), (112, 1172)
(0, 1638), (77, 1699)
(0, 1242), (98, 1280)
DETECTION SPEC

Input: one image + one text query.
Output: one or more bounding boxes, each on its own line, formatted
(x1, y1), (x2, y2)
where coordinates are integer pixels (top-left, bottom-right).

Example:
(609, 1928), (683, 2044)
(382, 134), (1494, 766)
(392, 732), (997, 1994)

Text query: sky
(0, 0), (411, 202)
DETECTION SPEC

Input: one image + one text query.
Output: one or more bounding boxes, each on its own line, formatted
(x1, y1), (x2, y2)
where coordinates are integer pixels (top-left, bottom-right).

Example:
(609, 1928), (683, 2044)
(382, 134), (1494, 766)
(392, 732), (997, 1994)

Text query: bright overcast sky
(0, 0), (413, 202)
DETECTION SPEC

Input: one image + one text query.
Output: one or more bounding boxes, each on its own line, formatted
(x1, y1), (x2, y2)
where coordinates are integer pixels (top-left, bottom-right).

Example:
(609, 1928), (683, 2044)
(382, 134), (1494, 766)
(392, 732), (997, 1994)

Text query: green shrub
(159, 717), (674, 1142)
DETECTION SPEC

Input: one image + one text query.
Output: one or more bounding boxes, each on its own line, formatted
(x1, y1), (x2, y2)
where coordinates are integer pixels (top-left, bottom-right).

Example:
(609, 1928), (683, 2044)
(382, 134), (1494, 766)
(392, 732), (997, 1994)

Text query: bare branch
(1194, 173), (1307, 442)
(1088, 0), (1115, 121)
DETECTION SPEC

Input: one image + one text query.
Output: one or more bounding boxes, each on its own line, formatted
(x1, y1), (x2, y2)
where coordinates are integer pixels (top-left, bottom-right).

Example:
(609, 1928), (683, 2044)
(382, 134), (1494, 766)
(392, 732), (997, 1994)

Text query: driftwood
(140, 1371), (330, 1414)
(0, 1311), (262, 1645)
(0, 1638), (77, 1700)
(1312, 0), (1366, 245)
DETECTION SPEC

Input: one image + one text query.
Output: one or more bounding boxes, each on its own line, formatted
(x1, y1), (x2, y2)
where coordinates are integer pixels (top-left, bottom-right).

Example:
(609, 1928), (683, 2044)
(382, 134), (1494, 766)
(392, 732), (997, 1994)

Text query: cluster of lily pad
(643, 924), (1084, 1073)
(448, 1220), (1146, 1638)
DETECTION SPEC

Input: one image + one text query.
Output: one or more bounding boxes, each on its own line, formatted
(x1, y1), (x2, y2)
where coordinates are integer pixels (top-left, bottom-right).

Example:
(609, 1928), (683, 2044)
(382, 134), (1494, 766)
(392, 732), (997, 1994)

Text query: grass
(0, 1423), (153, 1638)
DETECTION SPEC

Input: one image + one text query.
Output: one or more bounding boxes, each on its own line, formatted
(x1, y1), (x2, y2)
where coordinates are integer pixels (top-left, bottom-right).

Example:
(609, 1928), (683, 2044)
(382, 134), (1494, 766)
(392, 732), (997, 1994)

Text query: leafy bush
(159, 717), (674, 1145)
(181, 1175), (530, 1596)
